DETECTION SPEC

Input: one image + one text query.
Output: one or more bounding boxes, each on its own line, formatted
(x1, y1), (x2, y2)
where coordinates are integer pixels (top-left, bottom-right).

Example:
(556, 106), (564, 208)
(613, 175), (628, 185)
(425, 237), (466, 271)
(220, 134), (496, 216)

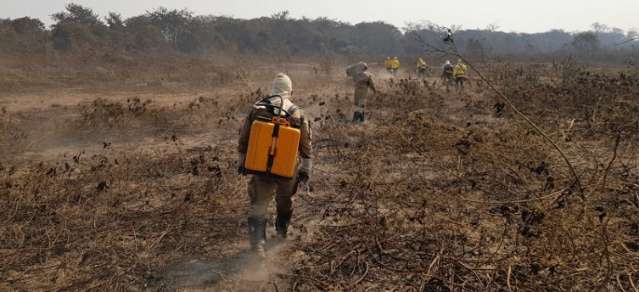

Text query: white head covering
(271, 73), (293, 99)
(346, 62), (368, 78)
(445, 60), (451, 65)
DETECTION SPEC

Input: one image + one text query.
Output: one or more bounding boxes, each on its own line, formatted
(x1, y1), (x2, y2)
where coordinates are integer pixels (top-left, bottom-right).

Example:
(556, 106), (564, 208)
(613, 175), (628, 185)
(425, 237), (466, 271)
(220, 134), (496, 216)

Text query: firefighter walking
(346, 62), (377, 123)
(384, 57), (393, 74)
(454, 59), (468, 93)
(416, 57), (428, 78)
(390, 56), (401, 76)
(441, 60), (454, 92)
(238, 73), (313, 257)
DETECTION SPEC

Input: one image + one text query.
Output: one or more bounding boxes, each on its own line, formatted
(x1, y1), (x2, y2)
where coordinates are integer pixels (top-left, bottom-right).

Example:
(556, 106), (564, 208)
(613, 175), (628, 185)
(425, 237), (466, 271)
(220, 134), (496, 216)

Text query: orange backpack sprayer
(244, 96), (301, 178)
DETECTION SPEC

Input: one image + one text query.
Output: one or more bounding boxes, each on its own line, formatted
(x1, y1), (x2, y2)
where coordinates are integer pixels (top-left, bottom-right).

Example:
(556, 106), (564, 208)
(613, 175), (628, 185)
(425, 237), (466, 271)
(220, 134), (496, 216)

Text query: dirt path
(1, 73), (510, 291)
(155, 176), (321, 291)
(152, 80), (500, 291)
(4, 64), (638, 291)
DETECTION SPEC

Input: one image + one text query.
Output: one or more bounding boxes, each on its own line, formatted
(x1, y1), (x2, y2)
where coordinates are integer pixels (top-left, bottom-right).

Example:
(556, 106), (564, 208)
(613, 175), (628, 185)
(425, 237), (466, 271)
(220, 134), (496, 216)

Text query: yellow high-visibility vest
(454, 64), (467, 77)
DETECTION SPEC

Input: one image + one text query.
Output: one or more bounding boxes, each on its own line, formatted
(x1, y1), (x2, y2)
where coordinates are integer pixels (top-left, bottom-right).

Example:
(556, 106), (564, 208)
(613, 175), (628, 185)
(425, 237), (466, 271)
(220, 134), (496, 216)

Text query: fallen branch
(599, 133), (621, 190)
(461, 187), (569, 205)
(349, 262), (369, 289)
(507, 264), (513, 292)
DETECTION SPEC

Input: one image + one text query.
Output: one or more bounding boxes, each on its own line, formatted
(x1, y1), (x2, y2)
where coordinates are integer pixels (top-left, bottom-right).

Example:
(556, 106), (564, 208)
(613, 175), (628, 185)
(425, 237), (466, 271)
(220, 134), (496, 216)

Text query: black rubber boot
(248, 216), (267, 258)
(352, 112), (364, 123)
(275, 211), (292, 240)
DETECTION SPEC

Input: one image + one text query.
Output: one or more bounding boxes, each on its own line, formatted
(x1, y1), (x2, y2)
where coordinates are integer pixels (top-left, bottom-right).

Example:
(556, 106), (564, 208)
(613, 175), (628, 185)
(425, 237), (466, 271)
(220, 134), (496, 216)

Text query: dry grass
(1, 60), (638, 291)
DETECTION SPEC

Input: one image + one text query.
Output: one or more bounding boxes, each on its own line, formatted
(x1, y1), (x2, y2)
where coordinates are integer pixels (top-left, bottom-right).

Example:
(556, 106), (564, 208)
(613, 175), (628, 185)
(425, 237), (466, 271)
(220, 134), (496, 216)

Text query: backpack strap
(254, 95), (294, 118)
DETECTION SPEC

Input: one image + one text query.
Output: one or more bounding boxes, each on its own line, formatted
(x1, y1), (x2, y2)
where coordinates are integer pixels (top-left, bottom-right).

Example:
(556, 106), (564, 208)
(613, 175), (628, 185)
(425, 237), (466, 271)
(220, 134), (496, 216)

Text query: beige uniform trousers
(248, 174), (299, 219)
(354, 84), (369, 112)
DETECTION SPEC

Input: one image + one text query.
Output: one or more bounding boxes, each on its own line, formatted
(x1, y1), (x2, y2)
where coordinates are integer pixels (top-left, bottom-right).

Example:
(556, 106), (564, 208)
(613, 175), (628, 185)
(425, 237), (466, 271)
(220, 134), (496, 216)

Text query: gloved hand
(298, 171), (309, 184)
(238, 166), (247, 175)
(238, 153), (247, 175)
(298, 159), (312, 183)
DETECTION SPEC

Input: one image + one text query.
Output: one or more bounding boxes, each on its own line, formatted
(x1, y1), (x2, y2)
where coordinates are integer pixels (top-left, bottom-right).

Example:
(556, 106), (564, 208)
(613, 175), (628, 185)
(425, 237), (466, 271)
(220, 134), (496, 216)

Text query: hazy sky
(1, 0), (637, 33)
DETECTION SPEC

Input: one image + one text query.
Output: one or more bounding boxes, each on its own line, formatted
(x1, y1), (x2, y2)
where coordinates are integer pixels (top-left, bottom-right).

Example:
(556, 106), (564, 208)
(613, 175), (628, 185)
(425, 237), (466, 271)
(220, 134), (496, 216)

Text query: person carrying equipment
(384, 57), (393, 74)
(390, 56), (401, 76)
(441, 60), (454, 92)
(416, 57), (428, 78)
(237, 73), (313, 258)
(346, 62), (377, 123)
(454, 59), (468, 92)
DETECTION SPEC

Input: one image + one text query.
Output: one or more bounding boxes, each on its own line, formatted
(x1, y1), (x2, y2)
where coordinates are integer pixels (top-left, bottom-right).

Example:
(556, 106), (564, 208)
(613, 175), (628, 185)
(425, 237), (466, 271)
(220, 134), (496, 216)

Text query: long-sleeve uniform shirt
(353, 72), (376, 112)
(238, 96), (312, 219)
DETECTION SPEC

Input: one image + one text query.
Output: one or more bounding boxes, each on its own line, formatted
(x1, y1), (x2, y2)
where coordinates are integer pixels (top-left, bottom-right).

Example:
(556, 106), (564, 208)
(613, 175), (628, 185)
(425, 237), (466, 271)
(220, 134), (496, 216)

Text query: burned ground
(1, 62), (638, 291)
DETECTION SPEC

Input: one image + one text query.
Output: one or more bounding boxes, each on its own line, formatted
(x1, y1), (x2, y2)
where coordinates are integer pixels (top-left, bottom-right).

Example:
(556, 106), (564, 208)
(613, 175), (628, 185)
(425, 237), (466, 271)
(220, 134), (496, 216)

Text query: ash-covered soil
(1, 63), (638, 291)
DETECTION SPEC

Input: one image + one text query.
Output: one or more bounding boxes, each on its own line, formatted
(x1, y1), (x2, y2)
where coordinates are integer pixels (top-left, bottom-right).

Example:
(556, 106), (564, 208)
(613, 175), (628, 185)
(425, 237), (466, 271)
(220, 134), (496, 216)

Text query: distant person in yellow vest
(384, 57), (393, 74)
(454, 59), (468, 92)
(237, 73), (313, 257)
(390, 56), (401, 76)
(416, 57), (428, 78)
(346, 62), (377, 123)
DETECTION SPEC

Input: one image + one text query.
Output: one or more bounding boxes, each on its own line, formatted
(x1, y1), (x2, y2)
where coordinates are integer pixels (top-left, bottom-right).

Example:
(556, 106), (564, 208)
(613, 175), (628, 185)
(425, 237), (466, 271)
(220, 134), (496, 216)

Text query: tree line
(1, 3), (637, 64)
